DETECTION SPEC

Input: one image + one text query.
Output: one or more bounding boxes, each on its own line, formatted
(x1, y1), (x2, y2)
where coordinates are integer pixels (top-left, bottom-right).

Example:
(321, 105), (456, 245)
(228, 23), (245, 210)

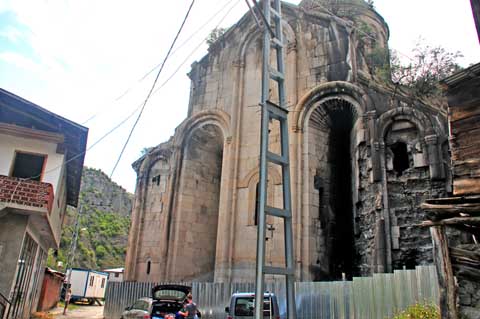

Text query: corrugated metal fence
(104, 265), (439, 319)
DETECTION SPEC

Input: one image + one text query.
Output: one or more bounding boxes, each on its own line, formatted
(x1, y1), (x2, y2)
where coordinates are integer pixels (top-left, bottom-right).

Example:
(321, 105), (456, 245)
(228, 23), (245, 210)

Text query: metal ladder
(255, 0), (296, 318)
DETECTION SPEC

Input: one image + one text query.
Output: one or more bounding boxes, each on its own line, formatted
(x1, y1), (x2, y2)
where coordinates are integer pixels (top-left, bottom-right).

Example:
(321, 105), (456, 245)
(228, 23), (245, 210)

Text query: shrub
(391, 303), (440, 319)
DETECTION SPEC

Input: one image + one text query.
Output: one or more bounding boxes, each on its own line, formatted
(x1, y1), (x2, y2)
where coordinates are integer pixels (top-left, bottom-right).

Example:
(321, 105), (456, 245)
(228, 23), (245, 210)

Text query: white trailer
(66, 268), (108, 303)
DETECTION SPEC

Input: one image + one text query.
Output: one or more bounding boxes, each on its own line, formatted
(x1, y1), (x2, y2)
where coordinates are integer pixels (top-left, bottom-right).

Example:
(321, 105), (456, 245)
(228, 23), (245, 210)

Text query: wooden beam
(452, 263), (480, 281)
(430, 226), (458, 319)
(421, 202), (480, 218)
(418, 217), (480, 227)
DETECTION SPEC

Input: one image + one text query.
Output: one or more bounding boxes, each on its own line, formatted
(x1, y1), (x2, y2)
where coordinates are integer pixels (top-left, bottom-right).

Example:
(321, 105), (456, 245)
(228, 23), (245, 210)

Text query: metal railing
(104, 265), (439, 319)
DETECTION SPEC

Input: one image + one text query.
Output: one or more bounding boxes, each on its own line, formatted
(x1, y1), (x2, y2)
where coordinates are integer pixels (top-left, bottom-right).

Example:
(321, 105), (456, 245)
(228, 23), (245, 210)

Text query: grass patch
(392, 303), (440, 319)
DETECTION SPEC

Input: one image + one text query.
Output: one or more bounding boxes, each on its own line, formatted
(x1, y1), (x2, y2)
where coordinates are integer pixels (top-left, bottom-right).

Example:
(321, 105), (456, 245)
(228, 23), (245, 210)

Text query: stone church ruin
(125, 0), (452, 283)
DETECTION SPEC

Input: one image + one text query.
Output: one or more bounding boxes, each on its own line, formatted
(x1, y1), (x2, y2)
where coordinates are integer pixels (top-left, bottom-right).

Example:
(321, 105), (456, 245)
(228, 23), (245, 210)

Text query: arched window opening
(146, 260), (151, 275)
(391, 142), (410, 176)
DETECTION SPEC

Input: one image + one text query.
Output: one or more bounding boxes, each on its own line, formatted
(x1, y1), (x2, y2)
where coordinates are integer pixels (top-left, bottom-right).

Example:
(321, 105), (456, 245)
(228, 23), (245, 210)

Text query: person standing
(63, 287), (72, 315)
(178, 294), (197, 319)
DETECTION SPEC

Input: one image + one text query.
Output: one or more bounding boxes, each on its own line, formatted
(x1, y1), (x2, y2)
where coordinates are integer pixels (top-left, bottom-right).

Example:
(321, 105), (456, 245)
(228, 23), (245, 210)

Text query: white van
(225, 292), (280, 319)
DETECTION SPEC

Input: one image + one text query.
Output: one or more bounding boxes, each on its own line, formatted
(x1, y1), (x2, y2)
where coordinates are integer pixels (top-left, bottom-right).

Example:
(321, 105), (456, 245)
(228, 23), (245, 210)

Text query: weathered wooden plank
(450, 113), (480, 134)
(450, 247), (480, 261)
(454, 178), (480, 196)
(452, 165), (480, 178)
(452, 264), (480, 281)
(449, 101), (480, 121)
(418, 217), (480, 228)
(424, 196), (480, 205)
(430, 226), (458, 319)
(421, 202), (480, 220)
(451, 145), (480, 162)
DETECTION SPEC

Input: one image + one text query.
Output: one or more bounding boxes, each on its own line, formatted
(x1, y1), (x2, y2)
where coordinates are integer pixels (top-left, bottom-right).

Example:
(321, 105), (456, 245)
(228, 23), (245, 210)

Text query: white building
(102, 268), (124, 283)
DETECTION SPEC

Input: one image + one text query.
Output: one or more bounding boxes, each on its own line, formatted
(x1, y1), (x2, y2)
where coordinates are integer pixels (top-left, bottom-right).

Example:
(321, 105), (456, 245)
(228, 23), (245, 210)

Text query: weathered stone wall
(354, 142), (377, 275)
(168, 124), (223, 281)
(384, 121), (439, 269)
(134, 158), (171, 281)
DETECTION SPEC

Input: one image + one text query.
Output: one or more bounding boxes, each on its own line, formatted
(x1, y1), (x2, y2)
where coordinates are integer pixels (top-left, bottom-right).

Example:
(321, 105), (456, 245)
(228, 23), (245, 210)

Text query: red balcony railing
(0, 175), (54, 215)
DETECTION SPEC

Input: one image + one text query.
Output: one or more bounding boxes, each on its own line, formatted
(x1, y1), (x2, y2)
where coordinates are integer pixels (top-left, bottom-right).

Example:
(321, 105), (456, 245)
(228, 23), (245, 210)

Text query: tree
(206, 27), (226, 46)
(390, 42), (463, 96)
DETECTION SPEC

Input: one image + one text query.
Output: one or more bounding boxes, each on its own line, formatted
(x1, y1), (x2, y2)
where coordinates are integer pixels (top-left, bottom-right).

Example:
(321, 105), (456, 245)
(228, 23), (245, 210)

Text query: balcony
(0, 175), (54, 215)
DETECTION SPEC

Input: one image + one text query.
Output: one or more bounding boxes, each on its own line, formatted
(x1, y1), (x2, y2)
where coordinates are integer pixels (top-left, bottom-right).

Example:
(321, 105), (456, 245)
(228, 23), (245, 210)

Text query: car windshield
(153, 289), (187, 301)
(234, 297), (275, 316)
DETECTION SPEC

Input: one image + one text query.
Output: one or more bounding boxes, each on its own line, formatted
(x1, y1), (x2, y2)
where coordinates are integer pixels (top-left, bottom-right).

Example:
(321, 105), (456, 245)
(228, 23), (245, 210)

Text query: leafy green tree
(390, 42), (463, 96)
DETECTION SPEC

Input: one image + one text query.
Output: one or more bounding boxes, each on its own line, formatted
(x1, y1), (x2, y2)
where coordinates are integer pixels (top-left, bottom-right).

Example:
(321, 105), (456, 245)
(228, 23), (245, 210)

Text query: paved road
(50, 305), (104, 319)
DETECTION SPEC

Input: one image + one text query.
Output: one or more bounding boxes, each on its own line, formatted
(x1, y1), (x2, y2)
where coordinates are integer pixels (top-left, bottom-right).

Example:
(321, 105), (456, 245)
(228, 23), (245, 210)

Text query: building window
(390, 142), (410, 176)
(101, 278), (105, 288)
(11, 151), (46, 181)
(114, 273), (119, 278)
(254, 183), (260, 226)
(89, 276), (95, 286)
(146, 260), (151, 275)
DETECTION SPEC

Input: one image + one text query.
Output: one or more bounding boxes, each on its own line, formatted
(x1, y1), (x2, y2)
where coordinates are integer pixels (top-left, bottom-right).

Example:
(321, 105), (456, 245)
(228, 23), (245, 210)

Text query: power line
(6, 0), (240, 196)
(109, 0), (196, 178)
(139, 0), (238, 82)
(4, 102), (143, 206)
(152, 0), (241, 95)
(81, 0), (237, 126)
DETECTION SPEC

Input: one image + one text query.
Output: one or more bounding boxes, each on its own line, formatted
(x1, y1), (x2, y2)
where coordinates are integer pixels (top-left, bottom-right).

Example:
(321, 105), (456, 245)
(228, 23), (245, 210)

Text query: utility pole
(255, 0), (296, 318)
(63, 204), (83, 305)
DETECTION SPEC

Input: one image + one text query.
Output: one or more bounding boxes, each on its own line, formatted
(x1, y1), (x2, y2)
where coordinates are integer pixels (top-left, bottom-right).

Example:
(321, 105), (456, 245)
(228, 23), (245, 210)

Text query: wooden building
(421, 62), (480, 319)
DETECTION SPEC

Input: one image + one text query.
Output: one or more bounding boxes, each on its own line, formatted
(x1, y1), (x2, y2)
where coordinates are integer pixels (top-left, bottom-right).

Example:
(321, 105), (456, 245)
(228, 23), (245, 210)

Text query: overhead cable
(109, 0), (196, 178)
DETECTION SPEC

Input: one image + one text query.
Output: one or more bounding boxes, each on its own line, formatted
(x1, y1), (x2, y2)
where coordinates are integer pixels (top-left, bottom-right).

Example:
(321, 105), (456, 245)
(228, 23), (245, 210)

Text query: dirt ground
(47, 304), (104, 319)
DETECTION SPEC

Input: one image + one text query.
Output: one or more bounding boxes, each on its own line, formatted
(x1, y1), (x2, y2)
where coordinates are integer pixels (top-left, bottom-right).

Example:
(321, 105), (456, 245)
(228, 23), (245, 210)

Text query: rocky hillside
(51, 167), (133, 270)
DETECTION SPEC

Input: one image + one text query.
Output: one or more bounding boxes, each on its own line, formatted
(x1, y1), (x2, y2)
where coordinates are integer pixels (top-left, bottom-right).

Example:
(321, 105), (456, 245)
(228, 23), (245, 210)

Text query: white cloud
(0, 51), (41, 72)
(0, 25), (24, 43)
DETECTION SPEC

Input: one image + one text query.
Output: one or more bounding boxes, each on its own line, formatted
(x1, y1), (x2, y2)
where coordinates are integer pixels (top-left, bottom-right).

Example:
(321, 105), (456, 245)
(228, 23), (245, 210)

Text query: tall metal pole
(64, 204), (83, 291)
(255, 0), (296, 318)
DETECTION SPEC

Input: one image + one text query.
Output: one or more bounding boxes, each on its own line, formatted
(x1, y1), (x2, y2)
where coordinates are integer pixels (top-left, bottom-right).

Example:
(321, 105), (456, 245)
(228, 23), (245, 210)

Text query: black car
(150, 284), (200, 319)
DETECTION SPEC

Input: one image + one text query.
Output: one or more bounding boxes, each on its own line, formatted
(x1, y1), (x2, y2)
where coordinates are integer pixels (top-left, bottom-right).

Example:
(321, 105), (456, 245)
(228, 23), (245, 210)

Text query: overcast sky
(0, 0), (478, 193)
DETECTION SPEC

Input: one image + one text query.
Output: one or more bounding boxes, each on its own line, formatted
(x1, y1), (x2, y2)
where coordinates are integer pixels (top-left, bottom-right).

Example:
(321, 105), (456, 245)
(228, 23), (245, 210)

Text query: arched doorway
(307, 97), (361, 280)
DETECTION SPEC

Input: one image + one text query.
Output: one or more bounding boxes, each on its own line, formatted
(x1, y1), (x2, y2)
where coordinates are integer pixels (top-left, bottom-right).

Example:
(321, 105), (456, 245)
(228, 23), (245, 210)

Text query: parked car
(225, 292), (280, 319)
(121, 285), (200, 319)
(121, 297), (153, 319)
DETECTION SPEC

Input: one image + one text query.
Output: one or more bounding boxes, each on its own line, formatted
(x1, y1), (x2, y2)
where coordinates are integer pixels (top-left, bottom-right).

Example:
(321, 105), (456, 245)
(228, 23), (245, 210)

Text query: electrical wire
(4, 102), (143, 206)
(5, 0), (241, 202)
(152, 0), (241, 95)
(109, 0), (196, 178)
(81, 0), (237, 126)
